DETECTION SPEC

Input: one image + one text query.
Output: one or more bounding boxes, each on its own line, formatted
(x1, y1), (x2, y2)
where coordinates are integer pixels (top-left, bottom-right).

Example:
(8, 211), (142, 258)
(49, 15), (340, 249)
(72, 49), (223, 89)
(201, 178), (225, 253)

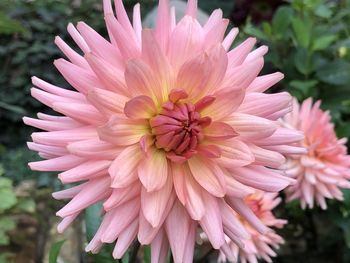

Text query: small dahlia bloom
(282, 98), (350, 209)
(24, 0), (303, 261)
(218, 191), (286, 263)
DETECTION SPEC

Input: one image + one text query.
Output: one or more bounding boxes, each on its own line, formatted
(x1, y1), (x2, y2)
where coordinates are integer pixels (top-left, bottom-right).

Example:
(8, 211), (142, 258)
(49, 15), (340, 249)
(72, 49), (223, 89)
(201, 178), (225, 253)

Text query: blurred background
(1, 0), (350, 262)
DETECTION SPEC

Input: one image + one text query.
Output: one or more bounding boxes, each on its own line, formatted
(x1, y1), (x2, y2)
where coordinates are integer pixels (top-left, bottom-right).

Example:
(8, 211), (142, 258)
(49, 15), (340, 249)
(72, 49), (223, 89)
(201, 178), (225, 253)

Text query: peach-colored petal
(85, 53), (127, 94)
(138, 148), (168, 192)
(231, 166), (294, 192)
(141, 174), (173, 227)
(109, 144), (142, 188)
(199, 192), (225, 249)
(151, 228), (169, 263)
(188, 156), (226, 197)
(201, 87), (245, 121)
(205, 121), (238, 141)
(87, 88), (129, 117)
(124, 95), (157, 119)
(225, 113), (278, 140)
(97, 115), (148, 146)
(165, 200), (191, 263)
(169, 16), (203, 71)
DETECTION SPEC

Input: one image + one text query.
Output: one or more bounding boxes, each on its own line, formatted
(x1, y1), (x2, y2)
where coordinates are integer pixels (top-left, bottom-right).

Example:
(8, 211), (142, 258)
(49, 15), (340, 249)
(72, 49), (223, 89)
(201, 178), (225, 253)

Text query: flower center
(149, 89), (212, 162)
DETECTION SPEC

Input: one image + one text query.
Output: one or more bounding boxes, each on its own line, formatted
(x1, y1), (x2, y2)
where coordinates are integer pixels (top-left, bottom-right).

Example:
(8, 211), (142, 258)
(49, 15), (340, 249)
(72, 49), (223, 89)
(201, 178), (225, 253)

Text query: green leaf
(243, 23), (269, 41)
(15, 198), (36, 213)
(0, 230), (10, 246)
(312, 35), (338, 51)
(272, 6), (293, 37)
(290, 80), (319, 96)
(294, 48), (314, 75)
(314, 4), (333, 18)
(49, 240), (65, 263)
(0, 12), (26, 35)
(0, 177), (12, 188)
(292, 17), (311, 48)
(0, 191), (17, 211)
(0, 101), (27, 115)
(144, 245), (151, 263)
(316, 60), (350, 85)
(0, 217), (16, 232)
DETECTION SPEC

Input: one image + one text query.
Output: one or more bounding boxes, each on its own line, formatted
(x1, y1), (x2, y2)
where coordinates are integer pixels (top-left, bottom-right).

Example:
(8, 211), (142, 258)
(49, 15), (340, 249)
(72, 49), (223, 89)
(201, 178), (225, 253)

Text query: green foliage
(48, 240), (66, 263)
(243, 0), (350, 138)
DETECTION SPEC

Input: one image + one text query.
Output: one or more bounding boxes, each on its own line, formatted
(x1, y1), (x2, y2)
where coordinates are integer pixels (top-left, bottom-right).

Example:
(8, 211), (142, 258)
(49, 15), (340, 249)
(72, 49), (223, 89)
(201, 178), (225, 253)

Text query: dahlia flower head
(282, 98), (350, 209)
(24, 0), (304, 262)
(218, 191), (287, 263)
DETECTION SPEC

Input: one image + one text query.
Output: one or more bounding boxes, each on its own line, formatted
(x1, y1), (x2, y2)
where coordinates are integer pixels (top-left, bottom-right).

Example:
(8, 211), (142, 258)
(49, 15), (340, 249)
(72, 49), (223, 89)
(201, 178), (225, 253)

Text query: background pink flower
(282, 98), (350, 209)
(24, 0), (304, 261)
(218, 191), (287, 263)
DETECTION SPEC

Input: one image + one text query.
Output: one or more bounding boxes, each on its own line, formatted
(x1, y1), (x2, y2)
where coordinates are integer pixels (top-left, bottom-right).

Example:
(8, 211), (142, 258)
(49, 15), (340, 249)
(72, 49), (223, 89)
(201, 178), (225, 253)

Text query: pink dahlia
(24, 0), (304, 261)
(217, 191), (286, 263)
(282, 98), (350, 209)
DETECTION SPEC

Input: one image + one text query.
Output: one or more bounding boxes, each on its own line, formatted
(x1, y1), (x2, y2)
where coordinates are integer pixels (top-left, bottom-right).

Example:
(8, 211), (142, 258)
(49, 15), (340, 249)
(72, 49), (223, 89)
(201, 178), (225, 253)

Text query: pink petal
(247, 72), (284, 93)
(56, 177), (111, 217)
(254, 128), (304, 146)
(201, 87), (245, 121)
(199, 192), (225, 249)
(76, 21), (123, 68)
(67, 23), (90, 53)
(109, 144), (143, 188)
(54, 58), (104, 94)
(138, 148), (168, 192)
(188, 156), (226, 197)
(171, 163), (187, 205)
(238, 92), (292, 120)
(113, 219), (138, 259)
(124, 95), (157, 119)
(85, 53), (127, 94)
(223, 58), (264, 90)
(231, 166), (294, 192)
(222, 27), (239, 51)
(101, 198), (140, 243)
(169, 16), (203, 71)
(87, 88), (129, 117)
(248, 143), (286, 168)
(220, 200), (250, 239)
(227, 37), (256, 68)
(23, 116), (81, 132)
(141, 174), (173, 227)
(215, 139), (254, 168)
(103, 183), (141, 211)
(59, 160), (111, 183)
(224, 113), (277, 140)
(155, 0), (171, 51)
(226, 197), (269, 234)
(28, 155), (84, 171)
(142, 29), (173, 103)
(55, 36), (89, 69)
(151, 228), (169, 263)
(32, 76), (84, 100)
(52, 184), (85, 200)
(53, 102), (105, 125)
(182, 164), (205, 220)
(165, 200), (191, 263)
(205, 121), (238, 141)
(104, 14), (140, 60)
(67, 138), (120, 160)
(97, 115), (148, 146)
(138, 191), (176, 244)
(125, 59), (159, 100)
(32, 127), (97, 146)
